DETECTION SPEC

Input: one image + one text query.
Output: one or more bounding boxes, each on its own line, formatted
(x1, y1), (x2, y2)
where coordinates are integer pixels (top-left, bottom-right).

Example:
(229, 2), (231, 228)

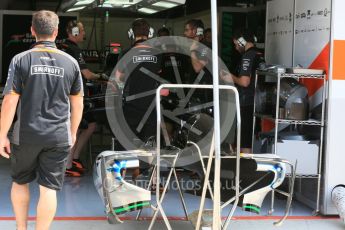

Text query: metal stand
(100, 83), (295, 229)
(136, 165), (157, 221)
(153, 84), (241, 230)
(195, 134), (216, 230)
(187, 141), (214, 200)
(147, 151), (188, 230)
(253, 69), (326, 214)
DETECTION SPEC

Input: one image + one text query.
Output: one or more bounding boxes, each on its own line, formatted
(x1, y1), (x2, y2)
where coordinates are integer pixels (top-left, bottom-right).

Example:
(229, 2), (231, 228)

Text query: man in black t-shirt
(184, 19), (213, 104)
(115, 19), (165, 191)
(157, 32), (187, 85)
(157, 27), (170, 37)
(60, 20), (107, 176)
(203, 28), (212, 45)
(221, 29), (265, 153)
(116, 19), (162, 142)
(60, 20), (106, 81)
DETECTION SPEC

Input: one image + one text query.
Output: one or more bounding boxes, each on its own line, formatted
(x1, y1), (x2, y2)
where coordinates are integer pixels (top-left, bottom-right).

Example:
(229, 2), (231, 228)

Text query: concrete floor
(1, 156), (344, 230)
(0, 219), (344, 230)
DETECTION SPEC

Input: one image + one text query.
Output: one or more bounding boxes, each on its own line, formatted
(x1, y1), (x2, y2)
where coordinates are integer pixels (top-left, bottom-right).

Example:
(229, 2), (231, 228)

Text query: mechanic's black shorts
(79, 112), (97, 129)
(240, 105), (254, 149)
(10, 144), (70, 191)
(83, 112), (97, 123)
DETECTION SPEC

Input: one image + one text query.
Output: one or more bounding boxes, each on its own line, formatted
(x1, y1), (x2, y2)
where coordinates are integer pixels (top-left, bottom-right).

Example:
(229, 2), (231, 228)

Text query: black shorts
(83, 111), (97, 123)
(240, 105), (254, 149)
(10, 144), (70, 190)
(79, 112), (97, 129)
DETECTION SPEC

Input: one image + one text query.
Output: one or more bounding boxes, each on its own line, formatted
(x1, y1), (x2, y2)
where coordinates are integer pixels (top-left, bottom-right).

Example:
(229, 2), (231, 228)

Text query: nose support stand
(151, 84), (241, 230)
(95, 84), (296, 229)
(152, 84), (296, 229)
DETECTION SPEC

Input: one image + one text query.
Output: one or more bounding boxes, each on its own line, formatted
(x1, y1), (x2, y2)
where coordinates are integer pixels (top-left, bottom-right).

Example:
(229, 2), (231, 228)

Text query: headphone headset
(237, 35), (257, 47)
(148, 27), (154, 38)
(128, 18), (154, 40)
(196, 27), (204, 36)
(127, 28), (135, 40)
(237, 37), (247, 47)
(68, 20), (80, 37)
(128, 27), (154, 40)
(195, 20), (204, 36)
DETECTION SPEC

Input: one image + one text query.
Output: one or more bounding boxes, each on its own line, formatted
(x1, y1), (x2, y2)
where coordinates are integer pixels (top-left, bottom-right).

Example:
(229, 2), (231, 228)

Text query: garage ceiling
(0, 0), (266, 18)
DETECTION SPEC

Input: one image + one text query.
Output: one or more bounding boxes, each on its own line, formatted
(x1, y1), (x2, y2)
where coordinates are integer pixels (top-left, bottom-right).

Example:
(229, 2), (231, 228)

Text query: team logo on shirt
(201, 48), (208, 57)
(40, 56), (56, 61)
(31, 65), (64, 77)
(242, 59), (250, 71)
(133, 55), (157, 63)
(79, 53), (86, 65)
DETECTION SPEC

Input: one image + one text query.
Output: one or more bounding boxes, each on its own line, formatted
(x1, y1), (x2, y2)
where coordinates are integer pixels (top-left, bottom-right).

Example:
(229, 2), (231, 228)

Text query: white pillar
(323, 0), (345, 215)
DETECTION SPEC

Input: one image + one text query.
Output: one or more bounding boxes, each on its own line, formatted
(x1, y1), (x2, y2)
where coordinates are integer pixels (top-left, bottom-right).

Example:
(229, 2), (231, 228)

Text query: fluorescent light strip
(169, 0), (186, 4)
(98, 3), (113, 7)
(152, 1), (179, 8)
(67, 6), (86, 11)
(138, 7), (158, 14)
(106, 0), (141, 4)
(74, 0), (94, 6)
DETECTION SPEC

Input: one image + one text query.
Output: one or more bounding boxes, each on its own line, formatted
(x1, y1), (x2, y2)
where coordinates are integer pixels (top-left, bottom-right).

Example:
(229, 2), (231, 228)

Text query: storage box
(274, 140), (319, 174)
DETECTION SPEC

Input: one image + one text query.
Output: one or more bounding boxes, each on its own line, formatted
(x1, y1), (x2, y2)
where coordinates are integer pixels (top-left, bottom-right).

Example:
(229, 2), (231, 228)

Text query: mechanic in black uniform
(158, 27), (186, 85)
(115, 19), (164, 191)
(157, 27), (175, 83)
(157, 27), (170, 37)
(115, 18), (162, 143)
(60, 20), (107, 176)
(0, 10), (83, 229)
(203, 28), (212, 45)
(156, 27), (187, 141)
(184, 19), (213, 105)
(221, 28), (265, 153)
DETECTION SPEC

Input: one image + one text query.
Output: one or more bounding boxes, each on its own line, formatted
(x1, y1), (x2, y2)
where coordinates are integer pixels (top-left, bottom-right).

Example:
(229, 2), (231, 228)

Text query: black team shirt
(116, 42), (162, 138)
(236, 47), (265, 106)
